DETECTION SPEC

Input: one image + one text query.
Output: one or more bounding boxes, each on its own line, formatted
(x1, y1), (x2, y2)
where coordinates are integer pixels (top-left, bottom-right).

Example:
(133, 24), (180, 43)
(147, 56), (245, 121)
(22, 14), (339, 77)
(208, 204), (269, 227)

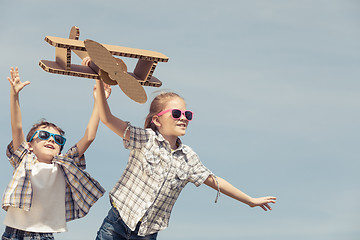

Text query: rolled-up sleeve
(63, 145), (86, 170)
(187, 151), (213, 187)
(123, 124), (152, 150)
(6, 141), (28, 169)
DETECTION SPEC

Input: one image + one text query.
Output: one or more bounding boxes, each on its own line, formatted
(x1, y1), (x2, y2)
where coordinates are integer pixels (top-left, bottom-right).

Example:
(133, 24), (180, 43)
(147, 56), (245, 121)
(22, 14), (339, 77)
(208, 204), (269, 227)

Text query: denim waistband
(4, 226), (54, 238)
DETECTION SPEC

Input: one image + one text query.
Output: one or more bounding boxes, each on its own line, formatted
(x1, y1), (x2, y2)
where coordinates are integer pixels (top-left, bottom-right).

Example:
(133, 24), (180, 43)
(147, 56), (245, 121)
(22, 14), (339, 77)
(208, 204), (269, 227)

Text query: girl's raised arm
(204, 175), (276, 211)
(95, 79), (130, 140)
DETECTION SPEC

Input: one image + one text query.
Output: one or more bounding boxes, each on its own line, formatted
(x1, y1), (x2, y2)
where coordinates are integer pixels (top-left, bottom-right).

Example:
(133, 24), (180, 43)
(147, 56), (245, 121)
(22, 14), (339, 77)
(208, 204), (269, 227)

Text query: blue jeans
(96, 206), (158, 240)
(2, 227), (54, 240)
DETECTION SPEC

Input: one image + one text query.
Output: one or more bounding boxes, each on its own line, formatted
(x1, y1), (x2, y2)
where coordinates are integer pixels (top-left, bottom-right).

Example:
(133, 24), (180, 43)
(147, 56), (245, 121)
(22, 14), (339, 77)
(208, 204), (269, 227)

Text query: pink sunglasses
(157, 109), (194, 121)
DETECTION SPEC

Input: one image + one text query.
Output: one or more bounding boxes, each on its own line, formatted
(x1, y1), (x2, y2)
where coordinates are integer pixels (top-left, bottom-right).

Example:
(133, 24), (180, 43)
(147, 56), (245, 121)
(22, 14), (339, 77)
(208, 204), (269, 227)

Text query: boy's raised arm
(7, 67), (30, 150)
(76, 82), (111, 157)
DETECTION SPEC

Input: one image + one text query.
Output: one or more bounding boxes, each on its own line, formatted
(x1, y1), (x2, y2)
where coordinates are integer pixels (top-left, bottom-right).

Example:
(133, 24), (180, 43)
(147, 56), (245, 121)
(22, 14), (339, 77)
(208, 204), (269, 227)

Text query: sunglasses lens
(171, 109), (182, 119)
(54, 135), (65, 145)
(185, 111), (193, 121)
(38, 131), (50, 140)
(37, 130), (65, 145)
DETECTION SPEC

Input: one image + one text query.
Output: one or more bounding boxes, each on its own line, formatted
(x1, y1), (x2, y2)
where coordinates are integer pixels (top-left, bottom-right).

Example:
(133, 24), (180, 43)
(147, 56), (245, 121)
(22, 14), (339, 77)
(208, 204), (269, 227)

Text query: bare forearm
(204, 175), (276, 211)
(95, 80), (129, 139)
(7, 67), (28, 149)
(84, 102), (100, 141)
(95, 80), (112, 124)
(10, 89), (25, 149)
(205, 176), (253, 206)
(76, 101), (100, 156)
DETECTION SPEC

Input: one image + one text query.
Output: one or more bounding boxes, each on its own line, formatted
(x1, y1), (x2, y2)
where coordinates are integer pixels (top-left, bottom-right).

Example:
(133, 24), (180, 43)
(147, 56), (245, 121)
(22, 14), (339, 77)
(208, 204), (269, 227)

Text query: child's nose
(179, 113), (187, 121)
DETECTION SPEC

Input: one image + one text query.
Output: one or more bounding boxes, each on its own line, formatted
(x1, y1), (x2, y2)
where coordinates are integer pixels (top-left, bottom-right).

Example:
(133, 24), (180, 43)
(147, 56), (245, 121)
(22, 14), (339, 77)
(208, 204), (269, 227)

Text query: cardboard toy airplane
(39, 26), (169, 104)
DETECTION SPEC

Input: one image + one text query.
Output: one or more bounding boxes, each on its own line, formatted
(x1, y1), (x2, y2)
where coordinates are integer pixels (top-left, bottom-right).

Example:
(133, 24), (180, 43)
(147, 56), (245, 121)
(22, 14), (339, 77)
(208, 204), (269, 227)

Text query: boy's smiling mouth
(44, 144), (55, 149)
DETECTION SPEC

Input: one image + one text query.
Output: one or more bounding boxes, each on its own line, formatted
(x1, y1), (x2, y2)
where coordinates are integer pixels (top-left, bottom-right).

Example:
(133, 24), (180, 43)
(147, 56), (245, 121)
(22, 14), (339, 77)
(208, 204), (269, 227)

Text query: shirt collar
(154, 131), (188, 153)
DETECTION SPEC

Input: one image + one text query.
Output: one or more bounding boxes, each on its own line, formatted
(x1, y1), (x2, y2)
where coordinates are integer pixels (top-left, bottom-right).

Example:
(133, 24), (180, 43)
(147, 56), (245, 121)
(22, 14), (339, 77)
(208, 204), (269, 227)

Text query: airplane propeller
(84, 39), (147, 104)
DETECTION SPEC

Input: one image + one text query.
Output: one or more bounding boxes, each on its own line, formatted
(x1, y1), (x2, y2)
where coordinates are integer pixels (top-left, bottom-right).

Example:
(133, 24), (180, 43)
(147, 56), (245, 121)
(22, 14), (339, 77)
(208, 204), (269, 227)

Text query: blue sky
(1, 1), (359, 239)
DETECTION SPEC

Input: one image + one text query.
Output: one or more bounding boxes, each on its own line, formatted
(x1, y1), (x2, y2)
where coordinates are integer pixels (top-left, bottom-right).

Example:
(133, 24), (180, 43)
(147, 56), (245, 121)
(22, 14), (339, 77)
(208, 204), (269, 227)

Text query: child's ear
(27, 142), (33, 152)
(152, 115), (161, 128)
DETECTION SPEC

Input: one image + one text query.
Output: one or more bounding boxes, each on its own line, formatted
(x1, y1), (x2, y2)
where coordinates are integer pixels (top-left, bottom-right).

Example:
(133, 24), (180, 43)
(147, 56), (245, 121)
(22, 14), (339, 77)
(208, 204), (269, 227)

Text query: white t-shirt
(4, 161), (67, 233)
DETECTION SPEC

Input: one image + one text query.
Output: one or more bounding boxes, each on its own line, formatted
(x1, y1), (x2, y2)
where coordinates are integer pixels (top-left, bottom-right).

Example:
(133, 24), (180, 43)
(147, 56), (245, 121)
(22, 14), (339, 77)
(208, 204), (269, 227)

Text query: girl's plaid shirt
(2, 141), (105, 221)
(109, 124), (216, 236)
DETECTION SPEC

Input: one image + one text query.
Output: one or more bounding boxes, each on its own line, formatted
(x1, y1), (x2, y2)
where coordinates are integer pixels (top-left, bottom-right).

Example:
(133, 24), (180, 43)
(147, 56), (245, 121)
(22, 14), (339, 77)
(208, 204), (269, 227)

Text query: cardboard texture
(39, 26), (169, 103)
(68, 26), (88, 60)
(69, 26), (80, 40)
(99, 58), (127, 86)
(84, 39), (147, 104)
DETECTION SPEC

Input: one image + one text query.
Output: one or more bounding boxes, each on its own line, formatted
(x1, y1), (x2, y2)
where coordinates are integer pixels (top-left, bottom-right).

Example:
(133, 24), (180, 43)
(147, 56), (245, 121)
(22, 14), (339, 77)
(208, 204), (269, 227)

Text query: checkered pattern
(109, 124), (213, 236)
(2, 141), (105, 221)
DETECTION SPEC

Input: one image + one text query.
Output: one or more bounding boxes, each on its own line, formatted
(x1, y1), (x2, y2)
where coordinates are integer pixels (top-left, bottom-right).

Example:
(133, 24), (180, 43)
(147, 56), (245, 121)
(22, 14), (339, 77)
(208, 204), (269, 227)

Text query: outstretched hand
(249, 196), (277, 211)
(7, 67), (30, 94)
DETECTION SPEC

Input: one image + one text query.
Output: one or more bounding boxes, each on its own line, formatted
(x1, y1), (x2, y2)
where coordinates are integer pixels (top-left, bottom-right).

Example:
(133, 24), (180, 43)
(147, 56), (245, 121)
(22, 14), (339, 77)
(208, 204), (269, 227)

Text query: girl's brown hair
(144, 92), (184, 131)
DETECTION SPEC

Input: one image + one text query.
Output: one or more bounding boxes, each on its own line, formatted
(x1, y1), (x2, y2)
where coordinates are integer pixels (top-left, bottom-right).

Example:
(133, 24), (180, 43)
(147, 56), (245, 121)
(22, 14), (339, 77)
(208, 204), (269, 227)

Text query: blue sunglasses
(29, 130), (66, 146)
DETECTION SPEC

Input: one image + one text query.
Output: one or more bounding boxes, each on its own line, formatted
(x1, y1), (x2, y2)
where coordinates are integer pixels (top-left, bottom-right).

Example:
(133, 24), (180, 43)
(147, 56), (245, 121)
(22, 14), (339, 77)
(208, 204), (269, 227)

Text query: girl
(94, 79), (276, 240)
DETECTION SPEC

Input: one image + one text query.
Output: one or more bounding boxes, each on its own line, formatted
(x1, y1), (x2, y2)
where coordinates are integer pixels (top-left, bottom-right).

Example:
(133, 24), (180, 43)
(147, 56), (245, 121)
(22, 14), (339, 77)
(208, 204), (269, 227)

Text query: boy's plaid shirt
(2, 141), (105, 221)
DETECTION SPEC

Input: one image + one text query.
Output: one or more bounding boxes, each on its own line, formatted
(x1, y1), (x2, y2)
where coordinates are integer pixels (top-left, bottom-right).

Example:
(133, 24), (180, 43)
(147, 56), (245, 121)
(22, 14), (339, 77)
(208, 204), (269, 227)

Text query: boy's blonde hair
(144, 92), (184, 131)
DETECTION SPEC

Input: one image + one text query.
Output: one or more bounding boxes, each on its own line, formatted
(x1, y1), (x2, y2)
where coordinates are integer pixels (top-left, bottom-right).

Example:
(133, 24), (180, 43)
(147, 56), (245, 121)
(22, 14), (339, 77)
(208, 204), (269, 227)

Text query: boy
(2, 67), (109, 239)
